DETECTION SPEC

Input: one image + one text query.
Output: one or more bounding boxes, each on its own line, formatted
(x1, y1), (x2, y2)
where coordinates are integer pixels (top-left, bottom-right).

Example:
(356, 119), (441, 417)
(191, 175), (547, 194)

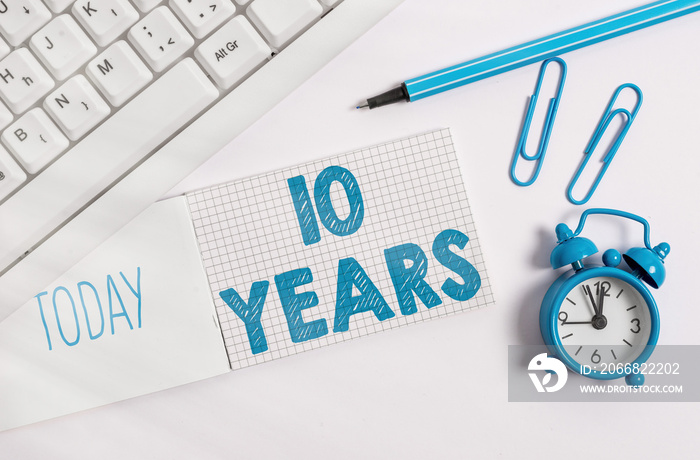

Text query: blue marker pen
(357, 0), (700, 109)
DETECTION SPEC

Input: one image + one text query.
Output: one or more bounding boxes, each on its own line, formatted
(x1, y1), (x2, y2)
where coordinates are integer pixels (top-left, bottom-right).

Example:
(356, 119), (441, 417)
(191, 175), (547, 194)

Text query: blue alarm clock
(540, 208), (670, 386)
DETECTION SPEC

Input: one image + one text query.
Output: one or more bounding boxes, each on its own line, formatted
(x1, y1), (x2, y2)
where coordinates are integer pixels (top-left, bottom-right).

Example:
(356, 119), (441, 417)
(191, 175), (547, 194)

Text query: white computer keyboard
(0, 0), (342, 266)
(0, 0), (343, 191)
(0, 0), (406, 321)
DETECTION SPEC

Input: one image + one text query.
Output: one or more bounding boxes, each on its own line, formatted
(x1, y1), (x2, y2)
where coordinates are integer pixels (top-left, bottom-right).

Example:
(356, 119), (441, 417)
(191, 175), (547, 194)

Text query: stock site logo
(528, 353), (568, 393)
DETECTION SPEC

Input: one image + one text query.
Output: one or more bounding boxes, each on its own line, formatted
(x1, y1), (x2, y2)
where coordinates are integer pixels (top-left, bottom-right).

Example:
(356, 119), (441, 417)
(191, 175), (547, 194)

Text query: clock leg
(625, 372), (644, 386)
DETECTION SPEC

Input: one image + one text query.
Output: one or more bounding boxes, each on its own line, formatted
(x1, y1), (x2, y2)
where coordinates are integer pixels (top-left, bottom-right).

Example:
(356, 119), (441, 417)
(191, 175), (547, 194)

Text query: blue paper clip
(510, 57), (567, 187)
(566, 83), (643, 205)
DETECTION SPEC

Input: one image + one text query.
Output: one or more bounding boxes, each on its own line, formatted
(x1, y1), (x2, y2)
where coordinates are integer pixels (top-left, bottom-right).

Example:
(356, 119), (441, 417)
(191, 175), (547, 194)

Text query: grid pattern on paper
(185, 129), (494, 370)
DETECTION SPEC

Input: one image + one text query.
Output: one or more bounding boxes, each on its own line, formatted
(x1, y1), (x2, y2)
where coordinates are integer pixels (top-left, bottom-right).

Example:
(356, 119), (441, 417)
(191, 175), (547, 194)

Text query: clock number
(594, 280), (611, 297)
(630, 318), (641, 334)
(591, 349), (601, 364)
(558, 311), (568, 325)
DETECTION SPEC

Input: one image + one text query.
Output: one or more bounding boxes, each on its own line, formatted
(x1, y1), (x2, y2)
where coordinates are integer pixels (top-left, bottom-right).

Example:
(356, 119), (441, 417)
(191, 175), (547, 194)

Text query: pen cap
(365, 84), (409, 109)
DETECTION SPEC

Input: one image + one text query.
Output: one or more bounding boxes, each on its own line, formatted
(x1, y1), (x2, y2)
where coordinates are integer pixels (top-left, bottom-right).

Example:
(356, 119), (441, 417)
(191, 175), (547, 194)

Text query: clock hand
(583, 284), (599, 316)
(598, 286), (606, 317)
(561, 320), (594, 325)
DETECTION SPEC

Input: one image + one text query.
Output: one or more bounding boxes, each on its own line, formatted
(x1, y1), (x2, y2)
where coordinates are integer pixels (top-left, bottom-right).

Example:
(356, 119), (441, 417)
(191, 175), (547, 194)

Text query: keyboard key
(194, 16), (270, 89)
(0, 48), (55, 114)
(86, 41), (153, 106)
(169, 0), (236, 39)
(1, 108), (69, 174)
(72, 0), (140, 47)
(0, 37), (9, 61)
(0, 100), (12, 129)
(44, 75), (111, 141)
(43, 0), (76, 13)
(0, 145), (26, 201)
(247, 0), (322, 49)
(128, 6), (195, 72)
(0, 58), (218, 271)
(29, 15), (98, 81)
(0, 0), (52, 46)
(44, 0), (75, 14)
(132, 0), (163, 13)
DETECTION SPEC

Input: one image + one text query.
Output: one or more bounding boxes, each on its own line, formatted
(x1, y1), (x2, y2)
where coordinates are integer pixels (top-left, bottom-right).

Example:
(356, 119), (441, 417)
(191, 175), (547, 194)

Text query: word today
(35, 267), (142, 351)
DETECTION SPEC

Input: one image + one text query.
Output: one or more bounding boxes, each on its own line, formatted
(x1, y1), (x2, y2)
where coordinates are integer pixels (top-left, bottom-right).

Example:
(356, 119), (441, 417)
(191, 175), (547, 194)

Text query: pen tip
(356, 101), (369, 109)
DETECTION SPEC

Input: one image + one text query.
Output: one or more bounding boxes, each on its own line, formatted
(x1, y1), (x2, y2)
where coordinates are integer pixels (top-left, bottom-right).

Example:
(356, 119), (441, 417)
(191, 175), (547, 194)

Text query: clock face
(554, 276), (652, 371)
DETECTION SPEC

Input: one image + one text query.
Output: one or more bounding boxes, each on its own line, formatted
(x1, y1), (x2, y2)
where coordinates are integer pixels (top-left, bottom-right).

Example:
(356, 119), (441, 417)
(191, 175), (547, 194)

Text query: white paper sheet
(186, 129), (495, 370)
(0, 198), (230, 431)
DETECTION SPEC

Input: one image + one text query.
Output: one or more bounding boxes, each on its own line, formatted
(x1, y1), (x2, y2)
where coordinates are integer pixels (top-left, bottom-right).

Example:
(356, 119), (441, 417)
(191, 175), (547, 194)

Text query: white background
(4, 0), (700, 457)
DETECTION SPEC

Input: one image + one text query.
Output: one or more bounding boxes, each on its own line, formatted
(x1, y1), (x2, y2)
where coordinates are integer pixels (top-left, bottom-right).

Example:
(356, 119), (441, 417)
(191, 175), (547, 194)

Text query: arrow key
(0, 0), (52, 46)
(169, 0), (236, 39)
(128, 6), (195, 72)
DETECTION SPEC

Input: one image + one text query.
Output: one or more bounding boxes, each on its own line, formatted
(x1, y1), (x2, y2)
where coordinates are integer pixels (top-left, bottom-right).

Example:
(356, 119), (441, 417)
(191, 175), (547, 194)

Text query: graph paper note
(186, 129), (494, 370)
